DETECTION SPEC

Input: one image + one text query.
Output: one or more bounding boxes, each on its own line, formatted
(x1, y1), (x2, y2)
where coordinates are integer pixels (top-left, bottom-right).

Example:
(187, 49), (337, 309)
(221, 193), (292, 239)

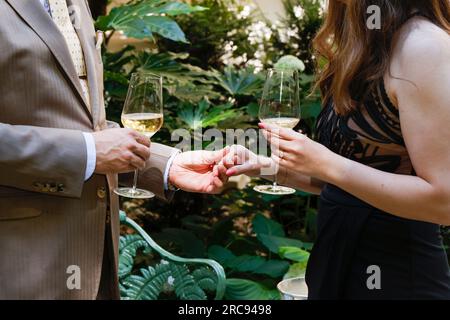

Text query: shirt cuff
(163, 151), (181, 190)
(82, 132), (96, 181)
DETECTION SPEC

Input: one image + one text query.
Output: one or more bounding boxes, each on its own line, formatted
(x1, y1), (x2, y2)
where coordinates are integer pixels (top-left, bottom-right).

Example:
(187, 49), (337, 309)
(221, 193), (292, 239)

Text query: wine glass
(254, 68), (301, 195)
(114, 72), (164, 199)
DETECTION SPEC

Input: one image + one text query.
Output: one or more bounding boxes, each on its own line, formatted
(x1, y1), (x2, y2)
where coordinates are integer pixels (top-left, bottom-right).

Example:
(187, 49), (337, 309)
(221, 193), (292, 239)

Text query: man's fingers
(131, 143), (151, 161)
(217, 162), (228, 181)
(129, 154), (146, 170)
(129, 130), (151, 147)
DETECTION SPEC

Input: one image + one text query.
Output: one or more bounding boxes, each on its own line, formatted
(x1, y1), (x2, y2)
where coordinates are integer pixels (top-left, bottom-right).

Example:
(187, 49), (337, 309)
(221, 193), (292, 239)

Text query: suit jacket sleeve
(0, 123), (87, 198)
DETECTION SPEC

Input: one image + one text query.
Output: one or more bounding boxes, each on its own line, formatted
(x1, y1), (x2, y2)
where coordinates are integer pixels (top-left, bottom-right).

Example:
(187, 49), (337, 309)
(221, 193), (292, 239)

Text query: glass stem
(132, 169), (139, 193)
(273, 167), (278, 188)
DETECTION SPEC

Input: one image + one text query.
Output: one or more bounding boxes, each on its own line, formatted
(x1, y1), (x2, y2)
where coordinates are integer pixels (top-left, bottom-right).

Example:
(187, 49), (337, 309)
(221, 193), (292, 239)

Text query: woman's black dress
(306, 79), (450, 299)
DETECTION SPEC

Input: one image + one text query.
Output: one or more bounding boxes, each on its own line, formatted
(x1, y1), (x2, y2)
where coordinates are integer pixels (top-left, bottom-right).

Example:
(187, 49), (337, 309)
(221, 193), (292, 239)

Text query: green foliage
(279, 246), (310, 263)
(178, 100), (238, 130)
(105, 0), (450, 302)
(118, 233), (218, 300)
(157, 0), (261, 70)
(224, 279), (280, 300)
(96, 0), (207, 43)
(208, 245), (289, 278)
(101, 0), (324, 301)
(215, 67), (265, 97)
(118, 234), (151, 278)
(121, 263), (172, 300)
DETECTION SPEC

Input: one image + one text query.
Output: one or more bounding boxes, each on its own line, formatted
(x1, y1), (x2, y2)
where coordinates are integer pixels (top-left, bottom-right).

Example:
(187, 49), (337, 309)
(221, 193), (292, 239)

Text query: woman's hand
(222, 145), (276, 178)
(259, 123), (342, 182)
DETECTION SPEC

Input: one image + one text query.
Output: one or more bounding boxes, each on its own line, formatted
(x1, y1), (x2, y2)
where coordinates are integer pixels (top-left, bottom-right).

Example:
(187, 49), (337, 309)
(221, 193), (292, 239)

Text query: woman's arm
(276, 167), (324, 195)
(262, 23), (450, 225)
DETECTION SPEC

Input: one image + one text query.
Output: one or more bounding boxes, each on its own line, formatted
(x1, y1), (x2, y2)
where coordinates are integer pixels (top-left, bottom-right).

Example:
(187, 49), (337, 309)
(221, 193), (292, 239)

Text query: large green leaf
(207, 245), (236, 265)
(150, 2), (208, 16)
(257, 234), (304, 254)
(137, 52), (217, 84)
(96, 0), (206, 42)
(178, 100), (239, 130)
(252, 214), (285, 237)
(283, 262), (308, 280)
(224, 279), (280, 300)
(154, 228), (206, 258)
(207, 246), (288, 278)
(256, 259), (290, 278)
(142, 16), (187, 43)
(279, 246), (310, 263)
(215, 67), (265, 96)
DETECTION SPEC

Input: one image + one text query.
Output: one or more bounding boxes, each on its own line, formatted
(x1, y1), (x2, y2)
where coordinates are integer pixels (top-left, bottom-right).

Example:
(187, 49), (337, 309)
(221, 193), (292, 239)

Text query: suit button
(32, 182), (43, 191)
(49, 183), (57, 193)
(97, 187), (106, 199)
(42, 183), (51, 192)
(57, 184), (65, 192)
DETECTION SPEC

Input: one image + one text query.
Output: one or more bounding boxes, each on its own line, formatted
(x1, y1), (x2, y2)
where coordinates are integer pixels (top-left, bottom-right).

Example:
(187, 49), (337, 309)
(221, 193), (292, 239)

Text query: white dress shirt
(40, 0), (176, 187)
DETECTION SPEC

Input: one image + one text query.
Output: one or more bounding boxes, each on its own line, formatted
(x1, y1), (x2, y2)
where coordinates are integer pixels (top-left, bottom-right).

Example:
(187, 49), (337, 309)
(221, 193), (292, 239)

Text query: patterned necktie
(47, 0), (91, 111)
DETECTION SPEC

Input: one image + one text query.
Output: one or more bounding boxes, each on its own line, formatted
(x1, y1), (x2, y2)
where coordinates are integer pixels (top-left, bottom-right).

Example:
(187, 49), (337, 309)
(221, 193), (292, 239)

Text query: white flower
(237, 5), (252, 19)
(167, 276), (175, 286)
(246, 58), (264, 73)
(247, 21), (272, 45)
(293, 5), (305, 19)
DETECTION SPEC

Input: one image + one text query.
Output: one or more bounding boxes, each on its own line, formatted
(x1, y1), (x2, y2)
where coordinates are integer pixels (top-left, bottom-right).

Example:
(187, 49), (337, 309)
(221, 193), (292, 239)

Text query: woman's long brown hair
(313, 0), (450, 114)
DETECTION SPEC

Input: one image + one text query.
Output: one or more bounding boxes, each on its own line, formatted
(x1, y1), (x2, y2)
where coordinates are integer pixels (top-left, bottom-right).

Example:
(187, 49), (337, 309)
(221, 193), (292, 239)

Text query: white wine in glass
(121, 113), (163, 138)
(255, 68), (301, 195)
(261, 117), (300, 129)
(114, 72), (164, 199)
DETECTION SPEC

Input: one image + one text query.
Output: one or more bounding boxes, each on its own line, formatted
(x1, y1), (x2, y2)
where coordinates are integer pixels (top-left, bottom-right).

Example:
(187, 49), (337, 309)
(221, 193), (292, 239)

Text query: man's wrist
(164, 151), (180, 191)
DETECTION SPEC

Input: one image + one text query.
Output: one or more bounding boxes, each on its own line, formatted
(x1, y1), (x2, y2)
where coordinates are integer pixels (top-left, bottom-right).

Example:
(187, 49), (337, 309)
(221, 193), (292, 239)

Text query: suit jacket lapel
(5, 0), (93, 123)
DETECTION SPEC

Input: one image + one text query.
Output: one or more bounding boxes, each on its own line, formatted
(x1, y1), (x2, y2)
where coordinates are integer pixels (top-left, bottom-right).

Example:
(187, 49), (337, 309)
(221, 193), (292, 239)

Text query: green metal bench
(118, 211), (226, 300)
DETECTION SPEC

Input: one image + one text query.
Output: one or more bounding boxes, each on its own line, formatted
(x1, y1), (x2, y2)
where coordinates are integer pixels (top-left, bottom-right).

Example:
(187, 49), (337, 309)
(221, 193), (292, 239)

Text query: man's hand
(169, 148), (230, 194)
(92, 128), (151, 174)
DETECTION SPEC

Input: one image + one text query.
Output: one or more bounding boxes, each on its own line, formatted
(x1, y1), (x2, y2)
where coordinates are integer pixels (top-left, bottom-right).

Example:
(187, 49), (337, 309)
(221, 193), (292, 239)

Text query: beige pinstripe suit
(0, 0), (178, 299)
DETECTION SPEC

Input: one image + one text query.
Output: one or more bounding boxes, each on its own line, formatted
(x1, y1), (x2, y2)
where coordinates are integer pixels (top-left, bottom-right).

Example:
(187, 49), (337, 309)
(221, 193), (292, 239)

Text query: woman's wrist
(321, 152), (351, 186)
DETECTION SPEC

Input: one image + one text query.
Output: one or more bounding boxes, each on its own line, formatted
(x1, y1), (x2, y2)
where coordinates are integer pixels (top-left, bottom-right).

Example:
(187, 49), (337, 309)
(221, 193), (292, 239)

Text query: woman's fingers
(259, 123), (300, 140)
(262, 130), (294, 153)
(226, 162), (257, 176)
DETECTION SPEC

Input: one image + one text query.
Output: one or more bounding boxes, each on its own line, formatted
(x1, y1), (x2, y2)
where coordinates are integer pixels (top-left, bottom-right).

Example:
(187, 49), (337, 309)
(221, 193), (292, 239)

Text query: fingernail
(258, 123), (265, 129)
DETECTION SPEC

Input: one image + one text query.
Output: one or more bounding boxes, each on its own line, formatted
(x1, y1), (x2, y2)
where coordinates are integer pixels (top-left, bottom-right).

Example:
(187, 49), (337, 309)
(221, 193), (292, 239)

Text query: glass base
(254, 185), (296, 195)
(113, 187), (155, 199)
